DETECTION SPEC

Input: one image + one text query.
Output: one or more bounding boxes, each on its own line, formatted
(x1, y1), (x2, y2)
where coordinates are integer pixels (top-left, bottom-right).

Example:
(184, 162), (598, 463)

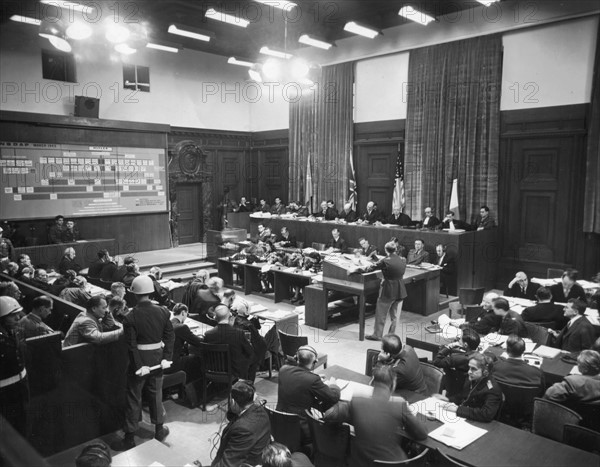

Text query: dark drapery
(404, 34), (502, 223)
(289, 62), (354, 212)
(583, 25), (600, 234)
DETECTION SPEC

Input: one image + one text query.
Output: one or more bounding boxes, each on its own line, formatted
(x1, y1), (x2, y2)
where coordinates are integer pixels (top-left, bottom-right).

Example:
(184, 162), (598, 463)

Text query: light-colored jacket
(62, 311), (123, 348)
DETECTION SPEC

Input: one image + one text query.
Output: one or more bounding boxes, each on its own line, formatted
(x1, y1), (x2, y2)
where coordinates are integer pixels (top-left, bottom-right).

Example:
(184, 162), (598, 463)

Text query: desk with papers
(320, 365), (600, 467)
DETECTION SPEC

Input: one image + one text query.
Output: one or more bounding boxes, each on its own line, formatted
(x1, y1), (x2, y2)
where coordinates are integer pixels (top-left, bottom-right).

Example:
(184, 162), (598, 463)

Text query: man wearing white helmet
(0, 296), (29, 436)
(113, 275), (174, 451)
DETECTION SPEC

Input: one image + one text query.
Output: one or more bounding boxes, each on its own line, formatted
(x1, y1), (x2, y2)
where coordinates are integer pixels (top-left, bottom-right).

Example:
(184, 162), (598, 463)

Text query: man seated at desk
(61, 219), (81, 242)
(419, 206), (440, 230)
(17, 295), (55, 338)
(357, 237), (378, 259)
(62, 295), (123, 347)
(494, 335), (544, 388)
(271, 197), (285, 215)
(407, 239), (430, 265)
(167, 303), (203, 387)
(433, 329), (481, 398)
(548, 299), (596, 353)
(550, 269), (587, 303)
(325, 200), (339, 220)
(234, 196), (254, 212)
(255, 198), (270, 213)
(544, 350), (600, 404)
(493, 297), (528, 338)
(276, 227), (297, 248)
(373, 334), (428, 394)
(450, 292), (501, 335)
(441, 210), (469, 230)
(358, 201), (380, 225)
(326, 228), (348, 253)
(521, 287), (566, 328)
(505, 271), (540, 300)
(58, 247), (81, 275)
(385, 207), (411, 227)
(88, 249), (110, 278)
(30, 268), (53, 292)
(472, 205), (497, 231)
(337, 202), (357, 223)
(314, 201), (331, 220)
(192, 277), (223, 326)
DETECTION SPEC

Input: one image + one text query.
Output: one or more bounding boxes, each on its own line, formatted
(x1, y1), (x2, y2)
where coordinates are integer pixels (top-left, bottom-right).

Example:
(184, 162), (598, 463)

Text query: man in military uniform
(0, 296), (29, 437)
(112, 275), (175, 451)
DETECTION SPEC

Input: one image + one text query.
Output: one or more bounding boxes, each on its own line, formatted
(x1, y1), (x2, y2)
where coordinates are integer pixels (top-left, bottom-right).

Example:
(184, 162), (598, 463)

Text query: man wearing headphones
(211, 380), (271, 467)
(277, 345), (341, 446)
(113, 275), (174, 451)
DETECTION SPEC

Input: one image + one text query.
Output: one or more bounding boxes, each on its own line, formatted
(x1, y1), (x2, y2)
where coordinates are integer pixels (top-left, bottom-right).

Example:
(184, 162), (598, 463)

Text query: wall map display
(0, 141), (167, 220)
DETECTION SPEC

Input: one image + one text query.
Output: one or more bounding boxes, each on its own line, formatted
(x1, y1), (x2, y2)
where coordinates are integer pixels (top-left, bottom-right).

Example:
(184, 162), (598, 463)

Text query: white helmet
(0, 296), (23, 318)
(130, 275), (154, 295)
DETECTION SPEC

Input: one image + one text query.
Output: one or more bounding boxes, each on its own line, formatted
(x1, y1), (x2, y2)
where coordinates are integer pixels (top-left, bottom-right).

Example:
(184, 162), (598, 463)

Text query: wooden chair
(264, 406), (302, 453)
(524, 322), (550, 346)
(532, 397), (582, 442)
(419, 362), (444, 396)
(495, 380), (542, 429)
(547, 268), (564, 279)
(432, 449), (469, 467)
(312, 242), (326, 251)
(278, 330), (327, 369)
(365, 349), (380, 377)
(198, 342), (233, 411)
(373, 448), (430, 466)
(563, 424), (600, 454)
(449, 287), (484, 318)
(305, 409), (351, 467)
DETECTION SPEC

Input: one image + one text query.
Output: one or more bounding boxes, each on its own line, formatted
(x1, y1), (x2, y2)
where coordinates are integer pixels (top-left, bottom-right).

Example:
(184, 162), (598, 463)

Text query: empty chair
(449, 287), (484, 317)
(373, 448), (430, 466)
(419, 362), (444, 396)
(265, 406), (303, 453)
(532, 397), (582, 442)
(198, 342), (233, 411)
(524, 322), (550, 346)
(278, 330), (327, 369)
(563, 424), (600, 454)
(312, 242), (326, 251)
(495, 380), (542, 429)
(305, 409), (351, 467)
(365, 349), (380, 377)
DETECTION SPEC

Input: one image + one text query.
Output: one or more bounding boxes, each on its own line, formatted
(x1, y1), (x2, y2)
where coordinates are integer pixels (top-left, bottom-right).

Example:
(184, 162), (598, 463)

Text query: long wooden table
(250, 216), (498, 292)
(13, 238), (116, 270)
(320, 365), (600, 467)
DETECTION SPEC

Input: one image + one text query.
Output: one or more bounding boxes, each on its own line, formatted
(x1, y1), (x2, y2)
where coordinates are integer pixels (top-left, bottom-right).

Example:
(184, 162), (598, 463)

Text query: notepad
(532, 345), (562, 359)
(429, 420), (488, 450)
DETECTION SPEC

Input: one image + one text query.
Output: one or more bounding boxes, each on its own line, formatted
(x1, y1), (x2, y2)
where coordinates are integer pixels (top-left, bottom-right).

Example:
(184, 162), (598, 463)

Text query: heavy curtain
(404, 34), (502, 223)
(583, 25), (600, 234)
(289, 62), (354, 213)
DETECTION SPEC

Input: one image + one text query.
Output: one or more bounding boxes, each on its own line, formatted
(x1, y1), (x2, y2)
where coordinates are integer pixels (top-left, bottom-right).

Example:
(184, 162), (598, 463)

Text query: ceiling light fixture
(205, 8), (249, 28)
(298, 34), (333, 50)
(105, 23), (130, 43)
(253, 0), (297, 11)
(39, 19), (72, 52)
(168, 24), (212, 42)
(248, 68), (263, 83)
(476, 0), (501, 6)
(259, 46), (293, 59)
(10, 15), (41, 26)
(66, 22), (92, 40)
(114, 43), (136, 55)
(398, 6), (435, 25)
(40, 0), (95, 14)
(147, 42), (179, 53)
(344, 21), (379, 39)
(228, 57), (254, 67)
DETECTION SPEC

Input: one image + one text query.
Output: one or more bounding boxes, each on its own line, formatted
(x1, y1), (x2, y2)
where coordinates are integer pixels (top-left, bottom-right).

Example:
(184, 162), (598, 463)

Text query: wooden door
(356, 143), (398, 217)
(176, 184), (201, 244)
(258, 148), (289, 205)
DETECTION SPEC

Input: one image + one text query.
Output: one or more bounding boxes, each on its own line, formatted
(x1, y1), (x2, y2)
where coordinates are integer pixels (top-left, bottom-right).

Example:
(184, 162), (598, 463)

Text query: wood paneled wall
(251, 129), (289, 205)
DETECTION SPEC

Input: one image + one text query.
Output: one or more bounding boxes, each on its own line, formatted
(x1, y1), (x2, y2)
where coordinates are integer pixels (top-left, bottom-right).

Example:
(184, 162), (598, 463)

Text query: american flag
(348, 151), (357, 210)
(392, 150), (405, 211)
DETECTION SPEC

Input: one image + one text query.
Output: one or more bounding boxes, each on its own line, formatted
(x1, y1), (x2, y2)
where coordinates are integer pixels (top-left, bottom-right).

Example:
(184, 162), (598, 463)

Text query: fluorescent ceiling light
(228, 57), (254, 67)
(344, 21), (379, 39)
(105, 23), (130, 43)
(249, 69), (263, 82)
(298, 34), (332, 50)
(10, 15), (41, 26)
(253, 0), (297, 11)
(147, 42), (179, 53)
(260, 46), (293, 59)
(398, 6), (435, 25)
(168, 24), (211, 42)
(115, 43), (136, 55)
(48, 35), (72, 52)
(205, 8), (249, 28)
(40, 0), (95, 14)
(66, 22), (92, 40)
(476, 0), (500, 6)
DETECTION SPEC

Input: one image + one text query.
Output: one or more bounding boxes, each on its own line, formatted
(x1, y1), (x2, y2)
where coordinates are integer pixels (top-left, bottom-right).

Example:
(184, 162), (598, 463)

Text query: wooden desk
(14, 238), (116, 269)
(250, 216), (498, 292)
(320, 365), (600, 467)
(112, 439), (192, 467)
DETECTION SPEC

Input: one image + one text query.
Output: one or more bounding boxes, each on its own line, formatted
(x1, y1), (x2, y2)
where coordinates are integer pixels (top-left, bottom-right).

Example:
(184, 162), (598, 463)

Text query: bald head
(214, 305), (231, 323)
(297, 346), (317, 368)
(482, 292), (500, 310)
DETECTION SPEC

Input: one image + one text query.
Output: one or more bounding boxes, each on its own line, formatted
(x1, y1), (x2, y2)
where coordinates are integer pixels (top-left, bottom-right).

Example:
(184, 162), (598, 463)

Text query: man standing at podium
(352, 241), (407, 341)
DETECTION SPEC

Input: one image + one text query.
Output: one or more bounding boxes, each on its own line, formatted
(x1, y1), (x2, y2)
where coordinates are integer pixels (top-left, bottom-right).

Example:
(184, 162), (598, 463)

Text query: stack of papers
(531, 278), (560, 287)
(532, 345), (562, 359)
(579, 280), (600, 290)
(337, 380), (374, 401)
(250, 304), (268, 314)
(481, 333), (509, 347)
(428, 420), (488, 450)
(254, 309), (292, 320)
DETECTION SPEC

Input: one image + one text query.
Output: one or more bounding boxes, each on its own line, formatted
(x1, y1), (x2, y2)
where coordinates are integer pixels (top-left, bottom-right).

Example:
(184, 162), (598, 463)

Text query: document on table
(337, 379), (374, 401)
(428, 420), (488, 450)
(481, 333), (509, 346)
(532, 345), (562, 359)
(409, 397), (463, 423)
(254, 309), (292, 320)
(250, 304), (268, 314)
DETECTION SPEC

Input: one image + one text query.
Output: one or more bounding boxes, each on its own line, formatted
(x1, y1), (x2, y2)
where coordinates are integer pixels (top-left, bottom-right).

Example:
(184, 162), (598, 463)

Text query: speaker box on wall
(74, 96), (100, 118)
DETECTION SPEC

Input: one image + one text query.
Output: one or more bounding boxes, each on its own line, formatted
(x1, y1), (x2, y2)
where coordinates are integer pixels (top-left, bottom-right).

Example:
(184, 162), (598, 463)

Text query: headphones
(297, 345), (318, 362)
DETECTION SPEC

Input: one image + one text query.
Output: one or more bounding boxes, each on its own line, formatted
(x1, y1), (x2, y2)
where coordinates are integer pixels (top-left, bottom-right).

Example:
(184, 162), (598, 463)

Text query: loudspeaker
(74, 96), (100, 118)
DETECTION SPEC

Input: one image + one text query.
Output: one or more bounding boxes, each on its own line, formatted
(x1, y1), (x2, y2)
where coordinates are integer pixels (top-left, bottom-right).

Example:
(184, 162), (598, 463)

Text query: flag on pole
(348, 151), (357, 210)
(449, 178), (459, 219)
(392, 151), (405, 212)
(306, 152), (313, 213)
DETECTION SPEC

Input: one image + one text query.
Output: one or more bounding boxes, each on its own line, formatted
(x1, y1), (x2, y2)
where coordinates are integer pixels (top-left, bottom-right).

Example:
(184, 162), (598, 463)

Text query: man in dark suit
(212, 381), (271, 467)
(435, 244), (456, 294)
(462, 292), (502, 335)
(419, 206), (441, 230)
(326, 228), (348, 253)
(234, 196), (254, 212)
(505, 271), (540, 300)
(325, 200), (339, 220)
(88, 249), (110, 278)
(433, 329), (481, 397)
(353, 242), (406, 340)
(374, 334), (428, 394)
(407, 239), (430, 265)
(549, 299), (596, 353)
(472, 205), (497, 230)
(277, 345), (341, 444)
(549, 269), (587, 303)
(270, 197), (285, 215)
(255, 198), (270, 213)
(191, 277), (223, 326)
(522, 287), (567, 328)
(493, 297), (528, 337)
(358, 237), (378, 259)
(167, 303), (203, 383)
(440, 211), (469, 230)
(314, 201), (329, 218)
(494, 335), (544, 387)
(203, 299), (254, 379)
(386, 208), (411, 227)
(338, 202), (357, 223)
(359, 201), (380, 224)
(276, 227), (297, 248)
